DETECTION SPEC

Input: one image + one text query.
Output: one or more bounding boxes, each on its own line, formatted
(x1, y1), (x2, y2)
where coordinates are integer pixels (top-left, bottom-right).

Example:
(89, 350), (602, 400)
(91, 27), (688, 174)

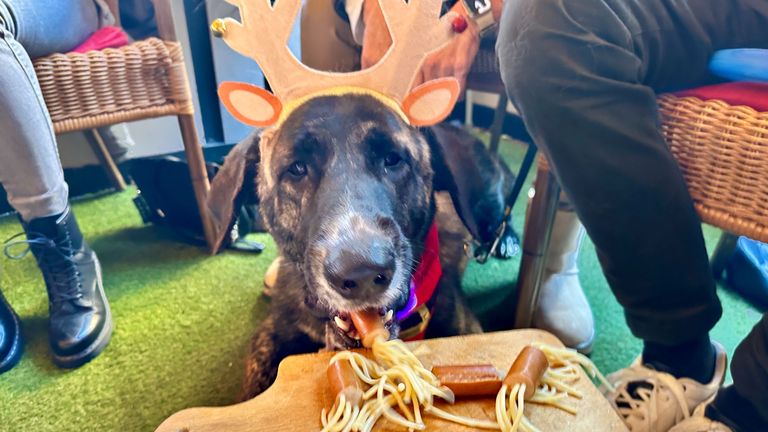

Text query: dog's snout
(325, 240), (396, 295)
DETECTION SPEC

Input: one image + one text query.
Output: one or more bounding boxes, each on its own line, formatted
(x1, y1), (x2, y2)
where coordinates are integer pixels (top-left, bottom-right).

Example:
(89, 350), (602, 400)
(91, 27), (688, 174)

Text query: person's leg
(671, 314), (768, 431)
(0, 0), (112, 370)
(97, 123), (134, 162)
(300, 0), (361, 72)
(498, 0), (722, 371)
(499, 0), (768, 368)
(497, 0), (767, 429)
(6, 0), (100, 58)
(709, 313), (768, 429)
(0, 0), (99, 220)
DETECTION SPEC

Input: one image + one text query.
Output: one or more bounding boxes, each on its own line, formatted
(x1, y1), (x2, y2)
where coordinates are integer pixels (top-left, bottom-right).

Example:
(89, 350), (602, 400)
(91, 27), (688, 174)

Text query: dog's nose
(325, 243), (395, 295)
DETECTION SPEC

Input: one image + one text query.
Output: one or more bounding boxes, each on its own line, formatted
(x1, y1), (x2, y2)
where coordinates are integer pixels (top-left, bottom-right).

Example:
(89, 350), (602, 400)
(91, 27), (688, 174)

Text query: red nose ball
(451, 15), (469, 34)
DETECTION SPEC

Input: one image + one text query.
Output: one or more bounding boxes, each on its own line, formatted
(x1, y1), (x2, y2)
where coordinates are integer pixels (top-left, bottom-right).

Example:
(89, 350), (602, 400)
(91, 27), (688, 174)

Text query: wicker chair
(30, 0), (215, 251)
(513, 93), (768, 327)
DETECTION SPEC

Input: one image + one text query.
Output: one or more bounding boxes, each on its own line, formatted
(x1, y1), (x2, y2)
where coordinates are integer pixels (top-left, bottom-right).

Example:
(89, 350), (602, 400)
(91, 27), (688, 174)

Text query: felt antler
(213, 0), (462, 127)
(214, 0), (312, 101)
(367, 0), (457, 101)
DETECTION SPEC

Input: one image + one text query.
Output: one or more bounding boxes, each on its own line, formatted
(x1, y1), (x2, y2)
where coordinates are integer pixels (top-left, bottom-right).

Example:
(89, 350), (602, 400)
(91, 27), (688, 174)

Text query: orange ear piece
(402, 78), (461, 126)
(218, 82), (283, 127)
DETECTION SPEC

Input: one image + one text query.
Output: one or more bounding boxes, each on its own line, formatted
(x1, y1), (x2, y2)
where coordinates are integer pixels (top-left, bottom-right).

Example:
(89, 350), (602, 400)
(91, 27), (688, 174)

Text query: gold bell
(210, 19), (226, 38)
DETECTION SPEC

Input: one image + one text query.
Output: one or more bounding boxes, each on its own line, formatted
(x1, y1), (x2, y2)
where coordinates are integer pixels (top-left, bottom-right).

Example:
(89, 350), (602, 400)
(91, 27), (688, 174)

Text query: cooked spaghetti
(494, 344), (614, 432)
(321, 310), (504, 431)
(323, 344), (497, 431)
(321, 309), (612, 432)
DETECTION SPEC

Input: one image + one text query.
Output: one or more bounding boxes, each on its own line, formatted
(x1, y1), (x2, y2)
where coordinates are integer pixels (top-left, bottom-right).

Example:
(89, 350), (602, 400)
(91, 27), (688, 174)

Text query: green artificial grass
(0, 137), (762, 431)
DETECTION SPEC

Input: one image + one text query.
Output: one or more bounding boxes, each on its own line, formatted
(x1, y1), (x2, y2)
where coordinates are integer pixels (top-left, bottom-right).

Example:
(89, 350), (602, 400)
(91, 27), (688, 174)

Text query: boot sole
(0, 310), (23, 374)
(573, 327), (596, 356)
(52, 257), (114, 369)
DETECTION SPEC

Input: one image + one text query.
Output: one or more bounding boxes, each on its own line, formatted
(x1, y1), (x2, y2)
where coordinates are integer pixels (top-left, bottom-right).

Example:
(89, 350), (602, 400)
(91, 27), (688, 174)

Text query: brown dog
(207, 94), (517, 401)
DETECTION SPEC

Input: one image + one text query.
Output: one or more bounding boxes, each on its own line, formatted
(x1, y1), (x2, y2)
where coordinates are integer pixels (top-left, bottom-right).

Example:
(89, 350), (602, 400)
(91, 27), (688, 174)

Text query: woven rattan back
(538, 95), (768, 243)
(658, 94), (768, 242)
(33, 38), (194, 134)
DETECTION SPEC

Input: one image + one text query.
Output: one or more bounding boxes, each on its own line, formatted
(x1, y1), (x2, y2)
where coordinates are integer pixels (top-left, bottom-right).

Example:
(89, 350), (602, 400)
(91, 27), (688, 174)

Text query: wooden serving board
(156, 330), (628, 432)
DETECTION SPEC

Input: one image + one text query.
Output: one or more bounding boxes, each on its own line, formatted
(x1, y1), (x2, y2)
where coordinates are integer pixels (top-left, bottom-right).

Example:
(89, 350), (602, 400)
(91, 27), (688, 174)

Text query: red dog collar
(398, 223), (442, 340)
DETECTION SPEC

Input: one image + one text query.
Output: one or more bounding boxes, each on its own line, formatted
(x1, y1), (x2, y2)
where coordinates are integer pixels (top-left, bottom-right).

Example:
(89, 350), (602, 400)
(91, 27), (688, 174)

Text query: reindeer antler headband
(212, 0), (462, 128)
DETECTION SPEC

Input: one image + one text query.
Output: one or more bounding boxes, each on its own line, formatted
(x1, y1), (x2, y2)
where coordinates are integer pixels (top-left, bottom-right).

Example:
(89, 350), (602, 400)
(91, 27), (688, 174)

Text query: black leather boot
(0, 290), (22, 373)
(23, 206), (112, 368)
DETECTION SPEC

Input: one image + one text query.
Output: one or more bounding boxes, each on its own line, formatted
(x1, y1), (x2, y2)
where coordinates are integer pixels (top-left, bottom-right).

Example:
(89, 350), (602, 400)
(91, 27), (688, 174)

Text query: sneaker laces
(4, 232), (83, 303)
(610, 364), (692, 429)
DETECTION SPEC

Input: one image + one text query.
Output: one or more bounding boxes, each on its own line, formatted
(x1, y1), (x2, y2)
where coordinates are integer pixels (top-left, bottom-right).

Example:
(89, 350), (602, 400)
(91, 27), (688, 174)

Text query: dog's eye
(384, 152), (403, 168)
(286, 161), (308, 178)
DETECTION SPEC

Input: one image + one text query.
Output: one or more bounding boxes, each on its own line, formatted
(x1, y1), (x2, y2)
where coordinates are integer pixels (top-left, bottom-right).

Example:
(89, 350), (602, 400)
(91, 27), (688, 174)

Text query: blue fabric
(710, 49), (768, 83)
(726, 237), (768, 309)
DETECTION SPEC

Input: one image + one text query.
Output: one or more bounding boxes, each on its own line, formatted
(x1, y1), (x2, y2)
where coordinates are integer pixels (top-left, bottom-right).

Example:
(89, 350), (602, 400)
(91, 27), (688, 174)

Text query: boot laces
(4, 232), (83, 303)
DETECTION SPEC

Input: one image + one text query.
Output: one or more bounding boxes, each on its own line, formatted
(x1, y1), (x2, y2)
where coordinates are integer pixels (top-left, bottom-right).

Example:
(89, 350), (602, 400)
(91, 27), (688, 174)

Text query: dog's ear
(426, 124), (510, 243)
(402, 78), (460, 126)
(207, 131), (261, 253)
(219, 82), (283, 127)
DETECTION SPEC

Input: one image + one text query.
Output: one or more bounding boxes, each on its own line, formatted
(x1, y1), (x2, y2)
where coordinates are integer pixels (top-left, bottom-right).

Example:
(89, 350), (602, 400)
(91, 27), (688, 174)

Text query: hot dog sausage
(503, 346), (549, 399)
(432, 364), (503, 397)
(349, 310), (390, 349)
(327, 360), (365, 407)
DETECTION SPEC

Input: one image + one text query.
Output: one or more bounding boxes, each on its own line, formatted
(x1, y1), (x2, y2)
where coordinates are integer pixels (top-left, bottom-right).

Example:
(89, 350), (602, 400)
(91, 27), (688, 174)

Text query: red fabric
(403, 223), (442, 341)
(675, 82), (768, 112)
(71, 27), (130, 53)
(410, 223), (442, 313)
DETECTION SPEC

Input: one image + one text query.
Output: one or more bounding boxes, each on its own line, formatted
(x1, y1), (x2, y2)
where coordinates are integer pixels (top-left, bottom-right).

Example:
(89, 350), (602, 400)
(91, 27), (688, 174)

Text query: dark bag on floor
(130, 156), (264, 252)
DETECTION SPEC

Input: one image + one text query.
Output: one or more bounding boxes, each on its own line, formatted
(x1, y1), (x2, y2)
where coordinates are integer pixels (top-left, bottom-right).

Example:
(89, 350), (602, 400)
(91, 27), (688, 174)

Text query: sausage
(349, 310), (390, 349)
(432, 364), (503, 397)
(503, 346), (549, 399)
(327, 360), (365, 407)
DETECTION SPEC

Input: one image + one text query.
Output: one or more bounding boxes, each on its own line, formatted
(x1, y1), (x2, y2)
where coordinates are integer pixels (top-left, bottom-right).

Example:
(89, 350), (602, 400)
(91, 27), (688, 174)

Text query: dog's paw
(262, 256), (283, 297)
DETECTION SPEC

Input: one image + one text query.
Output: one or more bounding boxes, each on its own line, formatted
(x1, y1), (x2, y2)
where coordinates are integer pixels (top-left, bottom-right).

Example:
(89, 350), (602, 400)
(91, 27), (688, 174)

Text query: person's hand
(360, 1), (480, 93)
(415, 2), (480, 92)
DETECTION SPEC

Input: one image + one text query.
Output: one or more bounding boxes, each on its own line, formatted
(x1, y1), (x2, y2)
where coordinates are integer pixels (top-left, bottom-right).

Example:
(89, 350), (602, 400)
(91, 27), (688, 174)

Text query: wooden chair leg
(489, 93), (508, 154)
(84, 129), (127, 191)
(513, 166), (561, 328)
(177, 114), (216, 253)
(710, 232), (739, 280)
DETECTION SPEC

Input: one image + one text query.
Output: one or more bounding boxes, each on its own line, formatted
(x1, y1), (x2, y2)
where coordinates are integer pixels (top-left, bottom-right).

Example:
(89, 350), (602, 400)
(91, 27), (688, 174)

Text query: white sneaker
(532, 205), (595, 353)
(602, 342), (727, 432)
(669, 399), (734, 432)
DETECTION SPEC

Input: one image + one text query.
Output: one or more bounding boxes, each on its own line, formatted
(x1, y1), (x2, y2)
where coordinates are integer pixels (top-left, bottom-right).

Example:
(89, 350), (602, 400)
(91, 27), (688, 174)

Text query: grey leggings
(0, 0), (110, 221)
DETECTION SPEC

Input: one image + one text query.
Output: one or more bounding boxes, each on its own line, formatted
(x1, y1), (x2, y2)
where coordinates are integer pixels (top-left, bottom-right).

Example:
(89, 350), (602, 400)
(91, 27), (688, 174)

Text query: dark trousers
(496, 0), (768, 420)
